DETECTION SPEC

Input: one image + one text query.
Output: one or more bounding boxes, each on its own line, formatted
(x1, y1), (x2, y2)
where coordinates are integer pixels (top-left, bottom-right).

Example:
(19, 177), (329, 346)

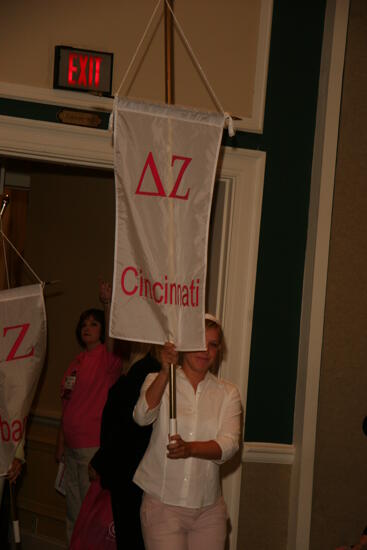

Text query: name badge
(64, 375), (76, 390)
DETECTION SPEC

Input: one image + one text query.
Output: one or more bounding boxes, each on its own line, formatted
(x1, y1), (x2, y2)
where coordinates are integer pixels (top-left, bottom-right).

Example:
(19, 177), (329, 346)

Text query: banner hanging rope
(0, 194), (11, 288)
(0, 229), (44, 287)
(0, 220), (10, 289)
(113, 0), (234, 136)
(0, 194), (44, 287)
(115, 0), (163, 98)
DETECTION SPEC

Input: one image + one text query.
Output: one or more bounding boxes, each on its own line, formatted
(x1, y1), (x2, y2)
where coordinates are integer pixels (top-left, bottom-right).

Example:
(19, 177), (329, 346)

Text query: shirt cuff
(133, 392), (160, 426)
(214, 435), (239, 464)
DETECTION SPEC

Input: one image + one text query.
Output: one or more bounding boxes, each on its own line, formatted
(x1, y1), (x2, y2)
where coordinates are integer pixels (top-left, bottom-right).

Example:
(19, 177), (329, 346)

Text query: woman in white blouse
(133, 315), (242, 550)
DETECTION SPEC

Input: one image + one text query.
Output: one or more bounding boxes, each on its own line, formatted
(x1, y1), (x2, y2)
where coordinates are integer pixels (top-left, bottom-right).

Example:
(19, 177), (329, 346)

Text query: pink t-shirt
(61, 343), (122, 448)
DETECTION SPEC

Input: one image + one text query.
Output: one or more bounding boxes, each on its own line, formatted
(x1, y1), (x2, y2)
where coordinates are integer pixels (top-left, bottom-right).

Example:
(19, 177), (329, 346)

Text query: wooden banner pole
(164, 0), (175, 105)
(164, 0), (177, 435)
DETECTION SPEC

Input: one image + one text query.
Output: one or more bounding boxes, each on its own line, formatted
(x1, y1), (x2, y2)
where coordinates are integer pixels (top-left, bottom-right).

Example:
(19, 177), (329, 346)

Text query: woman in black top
(90, 351), (160, 550)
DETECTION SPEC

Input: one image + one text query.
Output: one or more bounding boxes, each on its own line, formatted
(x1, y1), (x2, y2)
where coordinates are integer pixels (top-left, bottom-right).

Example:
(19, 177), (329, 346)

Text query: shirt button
(184, 477), (188, 482)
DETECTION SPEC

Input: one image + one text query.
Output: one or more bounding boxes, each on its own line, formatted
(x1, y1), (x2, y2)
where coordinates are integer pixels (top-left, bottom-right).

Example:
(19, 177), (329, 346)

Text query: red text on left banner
(3, 323), (35, 362)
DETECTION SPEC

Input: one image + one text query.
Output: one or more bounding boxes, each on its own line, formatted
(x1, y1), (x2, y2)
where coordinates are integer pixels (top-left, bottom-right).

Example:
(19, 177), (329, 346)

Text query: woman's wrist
(159, 365), (170, 377)
(146, 370), (169, 409)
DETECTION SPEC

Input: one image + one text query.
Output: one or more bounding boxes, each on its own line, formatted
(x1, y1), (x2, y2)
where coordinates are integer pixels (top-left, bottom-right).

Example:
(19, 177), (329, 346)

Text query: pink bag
(69, 479), (116, 550)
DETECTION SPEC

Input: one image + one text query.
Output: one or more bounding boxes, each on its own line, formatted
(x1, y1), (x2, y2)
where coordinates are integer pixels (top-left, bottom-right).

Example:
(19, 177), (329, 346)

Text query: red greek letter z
(4, 324), (35, 361)
(169, 156), (192, 200)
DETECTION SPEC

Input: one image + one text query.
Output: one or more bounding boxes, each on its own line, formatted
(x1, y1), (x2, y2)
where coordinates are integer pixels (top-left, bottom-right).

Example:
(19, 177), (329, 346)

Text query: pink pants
(140, 492), (228, 550)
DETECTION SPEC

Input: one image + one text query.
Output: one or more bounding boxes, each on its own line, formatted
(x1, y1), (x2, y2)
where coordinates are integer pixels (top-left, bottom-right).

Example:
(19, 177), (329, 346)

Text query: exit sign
(54, 46), (113, 96)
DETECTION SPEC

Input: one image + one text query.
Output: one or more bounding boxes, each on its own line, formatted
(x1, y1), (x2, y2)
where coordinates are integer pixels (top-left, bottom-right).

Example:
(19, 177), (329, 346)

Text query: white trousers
(64, 446), (98, 542)
(140, 493), (228, 550)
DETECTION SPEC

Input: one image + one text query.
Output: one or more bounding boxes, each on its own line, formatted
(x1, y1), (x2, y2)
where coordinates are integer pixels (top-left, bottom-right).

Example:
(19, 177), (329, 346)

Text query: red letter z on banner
(169, 155), (192, 200)
(3, 324), (35, 362)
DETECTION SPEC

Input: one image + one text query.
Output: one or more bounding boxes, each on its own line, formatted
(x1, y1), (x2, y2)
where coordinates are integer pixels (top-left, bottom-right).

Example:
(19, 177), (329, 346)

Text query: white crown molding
(0, 81), (113, 112)
(0, 81), (114, 168)
(0, 114), (114, 169)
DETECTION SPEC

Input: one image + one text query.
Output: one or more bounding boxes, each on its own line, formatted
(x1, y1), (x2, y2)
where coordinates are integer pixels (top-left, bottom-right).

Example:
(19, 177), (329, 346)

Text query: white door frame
(218, 148), (265, 550)
(0, 102), (265, 548)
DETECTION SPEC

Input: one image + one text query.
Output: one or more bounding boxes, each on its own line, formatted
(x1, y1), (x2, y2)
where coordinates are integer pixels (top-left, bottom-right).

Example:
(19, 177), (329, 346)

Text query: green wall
(223, 1), (326, 443)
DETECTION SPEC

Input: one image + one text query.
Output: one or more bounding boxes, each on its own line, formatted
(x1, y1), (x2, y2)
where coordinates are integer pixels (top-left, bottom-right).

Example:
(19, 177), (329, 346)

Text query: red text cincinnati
(121, 266), (200, 307)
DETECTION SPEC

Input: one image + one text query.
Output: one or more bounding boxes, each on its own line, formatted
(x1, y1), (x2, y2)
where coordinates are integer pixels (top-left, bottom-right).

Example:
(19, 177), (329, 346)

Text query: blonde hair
(125, 342), (152, 373)
(205, 317), (227, 375)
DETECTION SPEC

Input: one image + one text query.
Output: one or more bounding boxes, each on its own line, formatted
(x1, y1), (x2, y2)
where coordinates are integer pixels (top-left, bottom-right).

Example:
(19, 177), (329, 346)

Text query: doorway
(0, 145), (265, 549)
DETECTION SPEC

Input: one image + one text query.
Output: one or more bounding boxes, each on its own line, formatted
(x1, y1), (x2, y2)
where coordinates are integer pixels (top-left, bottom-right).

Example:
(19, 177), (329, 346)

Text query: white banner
(0, 284), (46, 475)
(110, 99), (224, 350)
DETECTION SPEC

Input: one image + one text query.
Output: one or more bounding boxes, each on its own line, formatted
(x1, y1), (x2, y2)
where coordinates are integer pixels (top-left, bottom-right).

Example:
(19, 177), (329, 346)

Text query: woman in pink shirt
(56, 282), (122, 542)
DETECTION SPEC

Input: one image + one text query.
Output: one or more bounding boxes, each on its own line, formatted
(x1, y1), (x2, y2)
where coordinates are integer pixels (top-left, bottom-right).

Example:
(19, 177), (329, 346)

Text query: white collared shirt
(133, 367), (242, 508)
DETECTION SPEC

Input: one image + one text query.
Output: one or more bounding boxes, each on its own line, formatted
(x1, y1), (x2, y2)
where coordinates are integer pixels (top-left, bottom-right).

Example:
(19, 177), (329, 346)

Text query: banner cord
(0, 218), (10, 288)
(163, 0), (225, 114)
(114, 0), (234, 136)
(115, 0), (163, 98)
(0, 229), (44, 286)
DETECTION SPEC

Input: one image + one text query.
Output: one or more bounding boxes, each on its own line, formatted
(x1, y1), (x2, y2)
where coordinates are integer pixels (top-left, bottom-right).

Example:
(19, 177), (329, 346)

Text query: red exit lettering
(68, 53), (102, 88)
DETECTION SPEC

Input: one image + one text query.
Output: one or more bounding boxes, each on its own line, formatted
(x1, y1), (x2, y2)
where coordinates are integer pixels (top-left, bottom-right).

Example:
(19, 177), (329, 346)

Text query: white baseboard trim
(243, 442), (295, 465)
(29, 414), (296, 465)
(29, 412), (296, 465)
